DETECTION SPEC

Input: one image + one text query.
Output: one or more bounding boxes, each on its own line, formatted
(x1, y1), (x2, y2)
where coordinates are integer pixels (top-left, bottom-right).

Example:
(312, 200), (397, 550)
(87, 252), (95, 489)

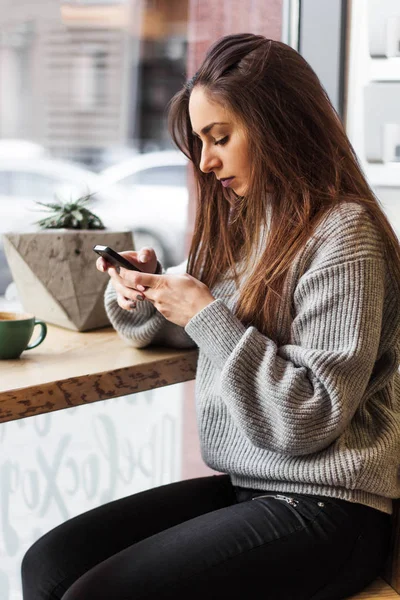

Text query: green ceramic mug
(0, 312), (47, 359)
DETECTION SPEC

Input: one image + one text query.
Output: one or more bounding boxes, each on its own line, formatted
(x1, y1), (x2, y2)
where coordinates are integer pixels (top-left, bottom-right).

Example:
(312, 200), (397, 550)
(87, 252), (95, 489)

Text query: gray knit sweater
(105, 203), (400, 514)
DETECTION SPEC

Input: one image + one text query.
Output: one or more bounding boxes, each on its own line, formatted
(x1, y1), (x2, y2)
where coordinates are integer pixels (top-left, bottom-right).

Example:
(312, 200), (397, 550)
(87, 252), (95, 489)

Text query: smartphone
(93, 245), (143, 272)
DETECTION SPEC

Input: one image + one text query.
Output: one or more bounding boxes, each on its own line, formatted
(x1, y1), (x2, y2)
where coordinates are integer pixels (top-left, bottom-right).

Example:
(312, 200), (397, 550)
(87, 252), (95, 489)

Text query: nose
(199, 145), (222, 174)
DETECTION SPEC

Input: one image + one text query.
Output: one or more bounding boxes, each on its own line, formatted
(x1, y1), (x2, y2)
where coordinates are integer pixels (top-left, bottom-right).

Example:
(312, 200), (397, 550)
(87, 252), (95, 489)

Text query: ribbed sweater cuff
(104, 279), (167, 347)
(185, 299), (247, 370)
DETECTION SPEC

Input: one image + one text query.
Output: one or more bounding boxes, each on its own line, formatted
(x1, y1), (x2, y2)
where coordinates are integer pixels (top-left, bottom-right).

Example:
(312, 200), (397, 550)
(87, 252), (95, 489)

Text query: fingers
(117, 293), (137, 311)
(136, 246), (158, 274)
(98, 247), (158, 275)
(96, 257), (109, 272)
(96, 257), (120, 275)
(114, 276), (143, 299)
(118, 248), (154, 263)
(113, 271), (147, 308)
(137, 247), (155, 264)
(117, 249), (155, 274)
(117, 290), (148, 311)
(106, 266), (149, 308)
(97, 248), (158, 311)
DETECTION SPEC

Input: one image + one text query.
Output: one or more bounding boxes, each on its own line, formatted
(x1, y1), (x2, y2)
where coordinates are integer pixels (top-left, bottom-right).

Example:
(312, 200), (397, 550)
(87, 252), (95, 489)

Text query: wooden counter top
(0, 325), (198, 423)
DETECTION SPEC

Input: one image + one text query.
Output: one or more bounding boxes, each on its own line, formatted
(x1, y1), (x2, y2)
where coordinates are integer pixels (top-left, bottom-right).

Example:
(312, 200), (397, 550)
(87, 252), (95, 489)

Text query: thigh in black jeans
(21, 475), (391, 600)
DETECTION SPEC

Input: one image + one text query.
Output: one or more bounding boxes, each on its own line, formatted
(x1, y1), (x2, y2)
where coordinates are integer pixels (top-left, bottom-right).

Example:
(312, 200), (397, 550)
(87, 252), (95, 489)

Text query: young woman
(22, 33), (400, 600)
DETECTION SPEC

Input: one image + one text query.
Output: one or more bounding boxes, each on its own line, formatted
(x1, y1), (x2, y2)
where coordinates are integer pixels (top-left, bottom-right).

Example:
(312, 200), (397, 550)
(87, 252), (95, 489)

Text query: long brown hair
(168, 33), (400, 344)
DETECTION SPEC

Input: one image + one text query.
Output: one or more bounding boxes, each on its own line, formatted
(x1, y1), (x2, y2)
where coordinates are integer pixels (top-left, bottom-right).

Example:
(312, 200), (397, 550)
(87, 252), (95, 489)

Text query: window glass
(9, 172), (60, 200)
(122, 165), (187, 187)
(0, 171), (12, 195)
(0, 2), (190, 594)
(0, 3), (192, 600)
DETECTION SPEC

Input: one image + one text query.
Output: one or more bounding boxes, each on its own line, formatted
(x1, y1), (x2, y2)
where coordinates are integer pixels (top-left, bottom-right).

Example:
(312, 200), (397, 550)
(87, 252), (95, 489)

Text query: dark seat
(348, 500), (399, 599)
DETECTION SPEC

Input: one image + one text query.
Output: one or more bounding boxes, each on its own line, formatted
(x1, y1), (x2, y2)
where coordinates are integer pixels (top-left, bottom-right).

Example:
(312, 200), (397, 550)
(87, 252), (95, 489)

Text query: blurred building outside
(0, 0), (188, 170)
(0, 3), (193, 599)
(0, 0), (190, 292)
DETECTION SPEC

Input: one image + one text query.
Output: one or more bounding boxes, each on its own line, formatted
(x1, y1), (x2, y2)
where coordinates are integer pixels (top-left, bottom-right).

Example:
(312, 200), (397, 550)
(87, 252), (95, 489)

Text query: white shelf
(365, 163), (400, 187)
(370, 57), (400, 81)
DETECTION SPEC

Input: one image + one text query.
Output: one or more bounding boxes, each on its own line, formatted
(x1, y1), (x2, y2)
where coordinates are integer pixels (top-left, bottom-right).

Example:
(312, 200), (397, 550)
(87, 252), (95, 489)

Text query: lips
(220, 177), (235, 188)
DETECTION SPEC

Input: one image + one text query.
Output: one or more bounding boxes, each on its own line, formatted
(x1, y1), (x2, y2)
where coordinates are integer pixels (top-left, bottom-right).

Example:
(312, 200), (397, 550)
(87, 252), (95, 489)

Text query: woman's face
(188, 86), (251, 197)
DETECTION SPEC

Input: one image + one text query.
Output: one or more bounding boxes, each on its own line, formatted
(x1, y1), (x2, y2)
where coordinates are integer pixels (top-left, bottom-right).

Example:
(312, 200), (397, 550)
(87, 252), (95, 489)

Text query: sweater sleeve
(104, 259), (197, 349)
(185, 256), (387, 456)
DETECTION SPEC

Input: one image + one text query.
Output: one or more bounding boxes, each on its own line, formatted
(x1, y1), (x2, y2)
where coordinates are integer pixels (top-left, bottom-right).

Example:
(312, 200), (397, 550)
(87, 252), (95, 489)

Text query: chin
(233, 184), (247, 197)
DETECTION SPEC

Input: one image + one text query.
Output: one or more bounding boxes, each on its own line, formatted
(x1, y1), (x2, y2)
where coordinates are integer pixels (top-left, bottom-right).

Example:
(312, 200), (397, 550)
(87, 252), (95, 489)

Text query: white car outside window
(97, 150), (189, 266)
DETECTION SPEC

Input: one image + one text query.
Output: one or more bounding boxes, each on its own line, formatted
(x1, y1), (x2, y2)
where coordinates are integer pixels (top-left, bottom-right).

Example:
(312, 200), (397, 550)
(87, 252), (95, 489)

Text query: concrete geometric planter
(3, 230), (133, 331)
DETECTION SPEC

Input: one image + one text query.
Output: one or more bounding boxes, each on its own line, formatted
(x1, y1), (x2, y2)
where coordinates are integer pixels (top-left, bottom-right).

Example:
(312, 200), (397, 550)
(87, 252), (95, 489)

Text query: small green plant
(35, 193), (105, 230)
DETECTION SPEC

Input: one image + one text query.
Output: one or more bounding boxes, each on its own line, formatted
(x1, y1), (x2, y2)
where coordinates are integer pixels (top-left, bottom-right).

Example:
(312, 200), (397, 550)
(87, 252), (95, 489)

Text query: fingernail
(136, 294), (144, 301)
(139, 254), (147, 262)
(137, 284), (145, 292)
(129, 302), (136, 309)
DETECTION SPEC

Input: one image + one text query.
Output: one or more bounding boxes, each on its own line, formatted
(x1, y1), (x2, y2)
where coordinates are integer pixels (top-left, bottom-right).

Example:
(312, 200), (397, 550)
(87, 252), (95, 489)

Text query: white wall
(346, 0), (400, 237)
(0, 386), (183, 600)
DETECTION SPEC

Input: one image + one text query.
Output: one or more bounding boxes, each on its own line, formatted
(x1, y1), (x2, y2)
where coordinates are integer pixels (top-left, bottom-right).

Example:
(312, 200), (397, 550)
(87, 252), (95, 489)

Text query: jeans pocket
(252, 493), (327, 521)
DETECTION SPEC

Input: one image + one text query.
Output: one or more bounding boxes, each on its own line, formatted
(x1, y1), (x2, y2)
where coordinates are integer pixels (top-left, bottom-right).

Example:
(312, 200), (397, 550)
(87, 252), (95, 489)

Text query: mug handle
(26, 320), (48, 350)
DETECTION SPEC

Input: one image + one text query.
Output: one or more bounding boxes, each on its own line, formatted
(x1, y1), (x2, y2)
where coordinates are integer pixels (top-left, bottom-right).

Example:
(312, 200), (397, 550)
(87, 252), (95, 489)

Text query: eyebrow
(192, 122), (229, 137)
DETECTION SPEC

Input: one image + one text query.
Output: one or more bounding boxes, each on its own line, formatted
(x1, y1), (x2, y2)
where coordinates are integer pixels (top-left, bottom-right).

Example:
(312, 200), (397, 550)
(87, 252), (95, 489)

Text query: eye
(214, 136), (229, 146)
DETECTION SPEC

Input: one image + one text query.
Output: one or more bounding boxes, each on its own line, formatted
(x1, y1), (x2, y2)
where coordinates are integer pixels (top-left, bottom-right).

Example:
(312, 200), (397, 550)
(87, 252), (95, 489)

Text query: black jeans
(21, 475), (391, 600)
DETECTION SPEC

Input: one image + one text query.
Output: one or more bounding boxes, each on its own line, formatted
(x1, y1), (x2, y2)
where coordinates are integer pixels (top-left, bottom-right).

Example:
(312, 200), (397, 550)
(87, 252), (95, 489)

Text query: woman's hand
(96, 247), (158, 275)
(115, 268), (215, 327)
(96, 247), (159, 310)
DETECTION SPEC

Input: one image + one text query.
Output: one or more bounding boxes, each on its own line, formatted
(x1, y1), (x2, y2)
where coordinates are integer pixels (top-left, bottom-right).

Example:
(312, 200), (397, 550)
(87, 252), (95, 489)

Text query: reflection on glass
(0, 0), (190, 292)
(122, 165), (188, 187)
